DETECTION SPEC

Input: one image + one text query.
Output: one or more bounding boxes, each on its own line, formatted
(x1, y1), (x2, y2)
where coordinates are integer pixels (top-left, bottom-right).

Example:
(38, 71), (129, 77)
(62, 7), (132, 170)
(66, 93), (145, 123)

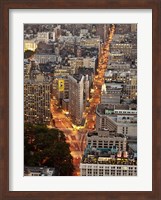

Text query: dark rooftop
(96, 103), (137, 115)
(73, 74), (83, 82)
(81, 145), (137, 165)
(78, 67), (94, 76)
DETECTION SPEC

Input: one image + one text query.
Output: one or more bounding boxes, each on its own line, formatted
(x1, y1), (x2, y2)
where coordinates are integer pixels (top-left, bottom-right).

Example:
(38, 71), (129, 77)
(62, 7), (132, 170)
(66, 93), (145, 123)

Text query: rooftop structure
(80, 144), (137, 176)
(96, 104), (137, 137)
(87, 130), (127, 151)
(24, 166), (55, 176)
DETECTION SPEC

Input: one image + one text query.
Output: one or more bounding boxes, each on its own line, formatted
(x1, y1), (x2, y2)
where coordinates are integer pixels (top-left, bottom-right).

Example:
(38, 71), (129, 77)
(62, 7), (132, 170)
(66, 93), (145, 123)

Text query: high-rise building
(24, 73), (52, 125)
(68, 74), (84, 125)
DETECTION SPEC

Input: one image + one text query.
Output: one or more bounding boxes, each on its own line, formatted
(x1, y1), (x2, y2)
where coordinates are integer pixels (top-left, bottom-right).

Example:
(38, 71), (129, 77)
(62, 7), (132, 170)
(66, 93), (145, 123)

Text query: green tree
(24, 123), (74, 176)
(24, 50), (35, 59)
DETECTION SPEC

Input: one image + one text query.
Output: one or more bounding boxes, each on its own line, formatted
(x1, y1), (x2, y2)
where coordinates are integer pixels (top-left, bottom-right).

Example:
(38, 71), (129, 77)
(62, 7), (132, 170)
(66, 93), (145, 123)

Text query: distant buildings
(131, 24), (137, 32)
(34, 53), (57, 64)
(108, 52), (125, 63)
(108, 62), (131, 71)
(80, 37), (101, 50)
(37, 32), (50, 43)
(24, 59), (32, 81)
(83, 57), (97, 73)
(68, 56), (97, 74)
(24, 166), (55, 176)
(68, 57), (84, 73)
(80, 24), (137, 177)
(110, 43), (132, 57)
(125, 76), (137, 99)
(24, 24), (137, 177)
(24, 39), (37, 51)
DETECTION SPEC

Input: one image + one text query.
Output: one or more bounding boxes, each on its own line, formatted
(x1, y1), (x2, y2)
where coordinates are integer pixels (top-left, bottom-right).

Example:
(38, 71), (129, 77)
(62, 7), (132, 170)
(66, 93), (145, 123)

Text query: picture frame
(0, 0), (161, 199)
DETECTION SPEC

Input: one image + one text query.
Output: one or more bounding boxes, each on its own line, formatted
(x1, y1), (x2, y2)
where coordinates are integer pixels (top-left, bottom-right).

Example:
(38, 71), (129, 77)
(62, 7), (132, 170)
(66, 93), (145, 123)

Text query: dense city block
(24, 24), (137, 176)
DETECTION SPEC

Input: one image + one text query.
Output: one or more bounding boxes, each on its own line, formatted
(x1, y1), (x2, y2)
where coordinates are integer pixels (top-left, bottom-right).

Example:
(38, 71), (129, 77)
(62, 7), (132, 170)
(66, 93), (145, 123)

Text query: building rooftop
(73, 74), (83, 82)
(24, 166), (55, 176)
(106, 83), (123, 89)
(81, 145), (137, 165)
(87, 131), (125, 138)
(63, 98), (69, 103)
(78, 67), (94, 76)
(128, 143), (137, 152)
(96, 103), (137, 115)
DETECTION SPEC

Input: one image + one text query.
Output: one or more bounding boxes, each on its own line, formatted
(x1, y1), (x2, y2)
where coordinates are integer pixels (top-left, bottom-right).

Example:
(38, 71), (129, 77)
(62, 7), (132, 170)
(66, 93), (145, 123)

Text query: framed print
(0, 0), (161, 200)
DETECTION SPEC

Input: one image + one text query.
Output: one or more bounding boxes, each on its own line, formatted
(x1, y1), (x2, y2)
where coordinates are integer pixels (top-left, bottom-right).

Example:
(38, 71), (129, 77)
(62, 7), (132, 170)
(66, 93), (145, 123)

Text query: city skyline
(24, 24), (137, 176)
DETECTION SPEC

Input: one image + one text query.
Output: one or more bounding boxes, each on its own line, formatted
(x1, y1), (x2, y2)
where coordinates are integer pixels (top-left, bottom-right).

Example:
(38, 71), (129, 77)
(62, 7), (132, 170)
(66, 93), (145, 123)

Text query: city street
(50, 25), (115, 175)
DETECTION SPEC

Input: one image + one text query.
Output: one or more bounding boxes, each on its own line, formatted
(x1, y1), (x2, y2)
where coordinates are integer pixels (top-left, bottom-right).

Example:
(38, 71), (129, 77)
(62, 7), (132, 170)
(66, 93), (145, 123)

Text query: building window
(128, 172), (133, 176)
(111, 170), (115, 176)
(88, 169), (92, 176)
(93, 169), (97, 176)
(99, 169), (103, 176)
(123, 170), (128, 176)
(117, 171), (121, 176)
(82, 169), (86, 176)
(105, 170), (109, 176)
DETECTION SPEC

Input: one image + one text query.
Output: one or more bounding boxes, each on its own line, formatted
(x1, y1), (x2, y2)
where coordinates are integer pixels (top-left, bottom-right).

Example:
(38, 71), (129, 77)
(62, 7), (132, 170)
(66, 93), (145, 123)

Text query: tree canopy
(24, 50), (35, 59)
(24, 123), (74, 176)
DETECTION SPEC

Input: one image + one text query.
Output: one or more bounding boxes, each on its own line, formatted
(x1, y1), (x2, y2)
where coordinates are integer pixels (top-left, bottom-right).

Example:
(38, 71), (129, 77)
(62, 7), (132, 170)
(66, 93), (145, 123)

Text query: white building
(80, 163), (137, 176)
(110, 43), (132, 56)
(80, 143), (137, 176)
(96, 104), (137, 137)
(87, 131), (127, 151)
(34, 54), (56, 64)
(37, 32), (50, 43)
